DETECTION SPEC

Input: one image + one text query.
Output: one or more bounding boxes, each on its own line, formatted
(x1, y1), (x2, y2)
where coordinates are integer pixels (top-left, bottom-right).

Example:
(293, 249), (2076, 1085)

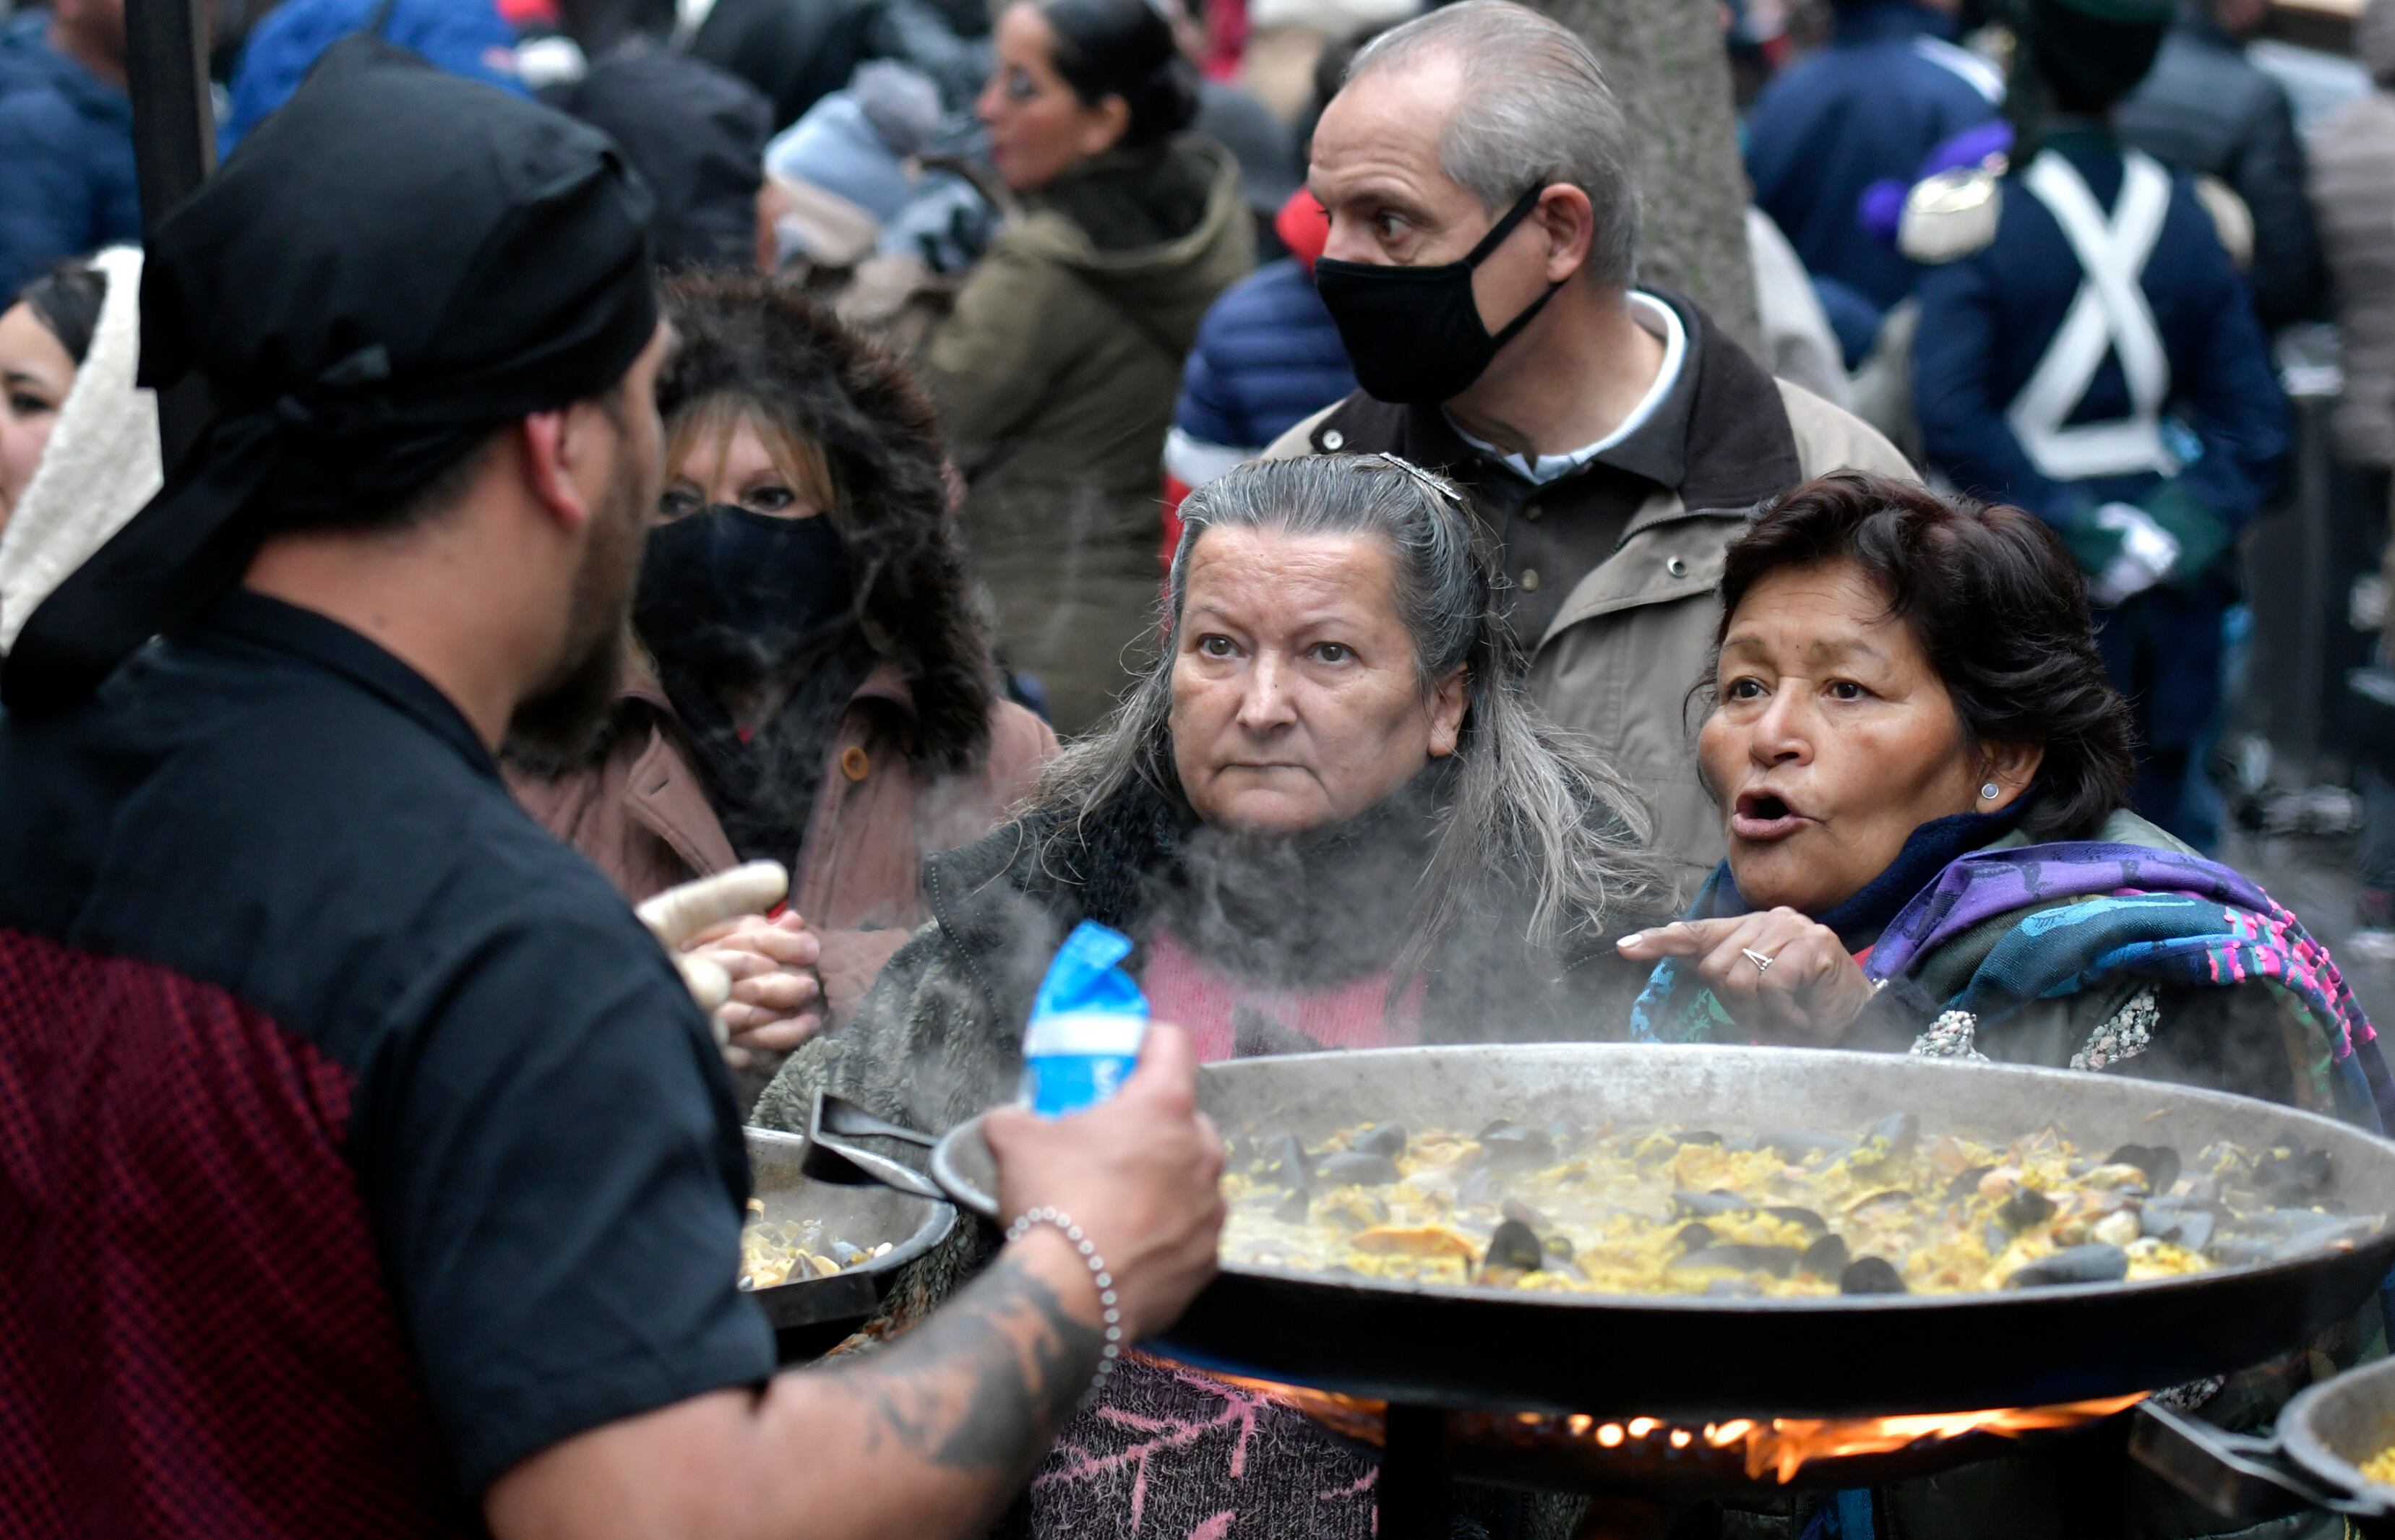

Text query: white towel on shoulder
(0, 244), (164, 651)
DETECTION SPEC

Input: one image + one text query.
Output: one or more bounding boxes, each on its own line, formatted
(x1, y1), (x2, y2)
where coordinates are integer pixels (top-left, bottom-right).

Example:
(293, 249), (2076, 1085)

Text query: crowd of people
(6, 0), (2395, 1533)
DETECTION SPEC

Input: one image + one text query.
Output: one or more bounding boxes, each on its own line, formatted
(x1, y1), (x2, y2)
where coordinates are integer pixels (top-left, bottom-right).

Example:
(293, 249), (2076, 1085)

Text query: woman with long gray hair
(1033, 449), (1669, 991)
(753, 453), (1668, 1537)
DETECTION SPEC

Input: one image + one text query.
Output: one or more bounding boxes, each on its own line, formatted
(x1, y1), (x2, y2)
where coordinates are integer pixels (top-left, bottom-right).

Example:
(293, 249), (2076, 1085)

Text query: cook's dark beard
(505, 467), (647, 767)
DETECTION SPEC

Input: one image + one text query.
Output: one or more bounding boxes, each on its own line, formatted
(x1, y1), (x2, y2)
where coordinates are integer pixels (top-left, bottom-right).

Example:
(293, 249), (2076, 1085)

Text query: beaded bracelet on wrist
(1004, 1206), (1124, 1401)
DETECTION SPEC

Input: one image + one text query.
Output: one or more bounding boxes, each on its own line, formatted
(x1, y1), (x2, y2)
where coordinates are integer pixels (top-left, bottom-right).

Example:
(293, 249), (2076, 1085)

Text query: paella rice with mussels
(1219, 1114), (2381, 1296)
(738, 1197), (893, 1291)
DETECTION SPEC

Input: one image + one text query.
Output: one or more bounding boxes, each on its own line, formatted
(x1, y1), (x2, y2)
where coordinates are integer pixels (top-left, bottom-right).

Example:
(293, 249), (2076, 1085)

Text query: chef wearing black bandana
(0, 38), (1220, 1540)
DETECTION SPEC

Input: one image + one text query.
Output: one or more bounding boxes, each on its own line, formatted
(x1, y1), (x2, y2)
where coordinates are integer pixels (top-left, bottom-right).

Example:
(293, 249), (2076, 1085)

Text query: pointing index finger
(1616, 919), (1738, 959)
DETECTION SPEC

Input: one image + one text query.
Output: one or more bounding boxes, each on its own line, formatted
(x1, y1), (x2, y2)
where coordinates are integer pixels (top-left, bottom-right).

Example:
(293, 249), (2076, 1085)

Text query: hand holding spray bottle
(1020, 921), (1150, 1116)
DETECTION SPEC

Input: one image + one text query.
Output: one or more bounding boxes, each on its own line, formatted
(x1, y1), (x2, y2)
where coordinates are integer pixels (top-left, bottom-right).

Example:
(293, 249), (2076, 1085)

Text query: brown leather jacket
(509, 664), (1057, 1028)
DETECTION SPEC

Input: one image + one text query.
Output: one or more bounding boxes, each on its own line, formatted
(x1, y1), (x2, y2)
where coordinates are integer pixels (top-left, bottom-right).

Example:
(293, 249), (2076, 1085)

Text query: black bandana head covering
(3, 36), (659, 713)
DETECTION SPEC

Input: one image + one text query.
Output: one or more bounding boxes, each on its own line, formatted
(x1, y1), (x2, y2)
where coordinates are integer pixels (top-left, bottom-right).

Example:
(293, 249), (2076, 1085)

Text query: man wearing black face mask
(1268, 0), (1913, 886)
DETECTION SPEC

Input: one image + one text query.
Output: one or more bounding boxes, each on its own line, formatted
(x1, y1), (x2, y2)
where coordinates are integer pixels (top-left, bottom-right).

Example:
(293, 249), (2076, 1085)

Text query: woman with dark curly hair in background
(510, 271), (1054, 1104)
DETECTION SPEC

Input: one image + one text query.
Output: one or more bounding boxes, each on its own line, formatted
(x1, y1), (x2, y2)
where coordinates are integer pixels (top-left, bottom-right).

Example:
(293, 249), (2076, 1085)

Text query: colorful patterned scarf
(1630, 840), (2394, 1132)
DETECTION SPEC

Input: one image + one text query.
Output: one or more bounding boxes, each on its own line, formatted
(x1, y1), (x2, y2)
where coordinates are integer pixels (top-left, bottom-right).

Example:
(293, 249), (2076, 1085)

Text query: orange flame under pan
(1202, 1364), (2145, 1489)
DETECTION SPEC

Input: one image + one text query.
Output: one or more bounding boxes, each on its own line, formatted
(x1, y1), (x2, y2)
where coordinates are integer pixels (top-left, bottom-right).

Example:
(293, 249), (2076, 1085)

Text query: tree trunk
(1528, 0), (1760, 353)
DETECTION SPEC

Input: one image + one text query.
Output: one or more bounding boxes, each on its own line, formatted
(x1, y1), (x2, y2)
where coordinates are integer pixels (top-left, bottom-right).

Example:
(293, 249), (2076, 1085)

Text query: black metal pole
(122, 0), (215, 464)
(1380, 1404), (1456, 1540)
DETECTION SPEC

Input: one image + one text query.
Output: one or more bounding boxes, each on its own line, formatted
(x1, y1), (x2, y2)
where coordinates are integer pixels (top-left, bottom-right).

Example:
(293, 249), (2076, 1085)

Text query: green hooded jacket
(926, 134), (1252, 731)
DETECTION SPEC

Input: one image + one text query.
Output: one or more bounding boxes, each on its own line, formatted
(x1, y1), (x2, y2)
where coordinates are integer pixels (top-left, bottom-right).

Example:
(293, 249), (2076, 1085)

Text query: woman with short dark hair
(1621, 470), (2391, 1131)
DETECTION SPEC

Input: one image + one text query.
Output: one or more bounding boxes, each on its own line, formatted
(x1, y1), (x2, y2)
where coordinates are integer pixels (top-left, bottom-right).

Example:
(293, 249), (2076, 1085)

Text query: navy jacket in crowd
(1745, 0), (2001, 320)
(1167, 257), (1355, 481)
(0, 12), (137, 303)
(1912, 132), (2289, 541)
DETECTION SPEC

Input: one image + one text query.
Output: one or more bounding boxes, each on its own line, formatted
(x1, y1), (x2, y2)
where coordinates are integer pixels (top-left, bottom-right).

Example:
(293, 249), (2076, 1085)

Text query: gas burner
(1448, 1397), (2146, 1492)
(1202, 1369), (2144, 1539)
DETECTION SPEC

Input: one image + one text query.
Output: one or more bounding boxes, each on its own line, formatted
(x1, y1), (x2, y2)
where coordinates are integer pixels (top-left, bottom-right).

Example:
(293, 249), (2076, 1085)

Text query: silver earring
(1981, 782), (2001, 801)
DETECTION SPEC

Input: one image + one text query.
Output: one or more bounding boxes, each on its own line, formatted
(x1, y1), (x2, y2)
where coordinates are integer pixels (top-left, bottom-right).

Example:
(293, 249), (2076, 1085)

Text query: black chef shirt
(0, 591), (774, 1533)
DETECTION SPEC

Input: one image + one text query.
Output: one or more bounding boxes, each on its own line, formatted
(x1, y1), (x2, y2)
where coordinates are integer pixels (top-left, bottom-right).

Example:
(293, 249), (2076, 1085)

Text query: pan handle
(817, 1094), (937, 1149)
(803, 1090), (949, 1205)
(2130, 1402), (2370, 1523)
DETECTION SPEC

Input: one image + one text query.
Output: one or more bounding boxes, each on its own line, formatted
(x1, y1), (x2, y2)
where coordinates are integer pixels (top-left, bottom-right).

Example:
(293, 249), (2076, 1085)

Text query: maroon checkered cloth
(0, 930), (473, 1538)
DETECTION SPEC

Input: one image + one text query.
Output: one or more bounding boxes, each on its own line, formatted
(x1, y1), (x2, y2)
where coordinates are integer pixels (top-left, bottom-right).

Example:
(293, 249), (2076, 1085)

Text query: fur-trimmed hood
(658, 271), (996, 770)
(894, 767), (1662, 1052)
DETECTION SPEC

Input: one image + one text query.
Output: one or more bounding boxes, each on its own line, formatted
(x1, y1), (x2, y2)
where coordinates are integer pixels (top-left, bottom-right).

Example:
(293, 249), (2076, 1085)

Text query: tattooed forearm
(831, 1249), (1103, 1479)
(924, 1262), (1101, 1470)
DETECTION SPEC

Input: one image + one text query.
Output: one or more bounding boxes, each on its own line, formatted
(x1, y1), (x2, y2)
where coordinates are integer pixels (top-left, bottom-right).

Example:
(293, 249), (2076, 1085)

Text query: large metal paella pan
(929, 1045), (2395, 1418)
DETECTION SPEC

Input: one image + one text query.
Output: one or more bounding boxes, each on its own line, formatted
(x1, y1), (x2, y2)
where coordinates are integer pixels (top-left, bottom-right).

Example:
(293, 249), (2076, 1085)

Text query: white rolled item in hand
(677, 955), (735, 1046)
(636, 860), (791, 948)
(638, 861), (791, 1044)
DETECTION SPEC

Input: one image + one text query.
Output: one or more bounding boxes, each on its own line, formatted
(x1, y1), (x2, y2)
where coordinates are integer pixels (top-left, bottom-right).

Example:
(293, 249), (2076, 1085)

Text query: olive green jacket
(929, 137), (1253, 731)
(929, 137), (1250, 504)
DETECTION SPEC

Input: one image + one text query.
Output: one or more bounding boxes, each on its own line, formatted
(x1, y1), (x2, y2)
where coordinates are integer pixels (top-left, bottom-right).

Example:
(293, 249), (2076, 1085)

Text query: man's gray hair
(1030, 455), (1666, 973)
(1347, 0), (1640, 287)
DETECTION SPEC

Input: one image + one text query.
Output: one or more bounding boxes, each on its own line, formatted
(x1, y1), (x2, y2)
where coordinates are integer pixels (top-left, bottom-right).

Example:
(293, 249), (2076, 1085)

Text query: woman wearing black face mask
(509, 272), (1058, 1104)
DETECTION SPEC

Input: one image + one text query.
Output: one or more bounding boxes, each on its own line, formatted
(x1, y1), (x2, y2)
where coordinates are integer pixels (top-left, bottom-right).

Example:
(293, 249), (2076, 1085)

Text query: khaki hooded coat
(927, 135), (1253, 731)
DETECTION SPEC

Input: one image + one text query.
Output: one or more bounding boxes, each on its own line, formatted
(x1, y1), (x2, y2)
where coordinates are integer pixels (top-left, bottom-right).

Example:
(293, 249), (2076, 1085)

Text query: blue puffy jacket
(1745, 0), (2002, 318)
(1165, 257), (1354, 493)
(0, 14), (139, 303)
(222, 0), (526, 152)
